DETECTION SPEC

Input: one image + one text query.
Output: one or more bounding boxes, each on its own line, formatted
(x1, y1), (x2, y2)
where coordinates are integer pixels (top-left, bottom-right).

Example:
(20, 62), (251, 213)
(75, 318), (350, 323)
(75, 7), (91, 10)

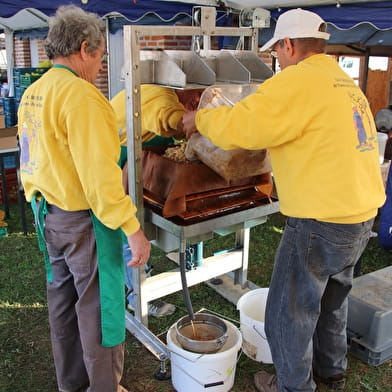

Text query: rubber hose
(179, 250), (194, 320)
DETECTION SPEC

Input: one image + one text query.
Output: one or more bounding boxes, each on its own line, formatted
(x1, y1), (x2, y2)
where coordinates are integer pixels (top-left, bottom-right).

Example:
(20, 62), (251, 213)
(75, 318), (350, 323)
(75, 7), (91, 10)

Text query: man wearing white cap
(182, 8), (385, 392)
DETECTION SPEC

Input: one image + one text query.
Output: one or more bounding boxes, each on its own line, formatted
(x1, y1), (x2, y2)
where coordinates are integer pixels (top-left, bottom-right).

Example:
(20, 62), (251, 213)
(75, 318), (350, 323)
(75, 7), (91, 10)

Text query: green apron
(31, 195), (52, 281)
(32, 194), (125, 347)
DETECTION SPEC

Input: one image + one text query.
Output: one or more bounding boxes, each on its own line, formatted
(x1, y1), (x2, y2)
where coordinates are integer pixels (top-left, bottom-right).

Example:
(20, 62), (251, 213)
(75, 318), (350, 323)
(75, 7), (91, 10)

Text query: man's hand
(181, 111), (198, 139)
(126, 228), (151, 268)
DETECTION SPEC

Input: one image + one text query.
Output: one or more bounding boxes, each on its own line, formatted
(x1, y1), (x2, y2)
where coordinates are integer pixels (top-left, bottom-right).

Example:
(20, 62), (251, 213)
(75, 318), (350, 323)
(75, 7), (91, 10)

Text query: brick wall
(37, 40), (48, 63)
(14, 39), (31, 67)
(13, 36), (111, 97)
(139, 35), (192, 50)
(96, 60), (109, 97)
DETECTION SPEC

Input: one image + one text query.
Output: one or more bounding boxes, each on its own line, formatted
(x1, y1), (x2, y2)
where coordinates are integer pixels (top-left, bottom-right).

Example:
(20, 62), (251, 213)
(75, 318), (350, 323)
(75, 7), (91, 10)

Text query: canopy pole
(360, 48), (370, 94)
(4, 28), (14, 96)
(105, 16), (111, 98)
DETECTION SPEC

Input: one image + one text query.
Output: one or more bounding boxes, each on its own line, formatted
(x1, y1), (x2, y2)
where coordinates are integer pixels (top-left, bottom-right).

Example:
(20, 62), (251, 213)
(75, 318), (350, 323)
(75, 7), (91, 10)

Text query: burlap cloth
(185, 133), (271, 181)
(142, 145), (273, 218)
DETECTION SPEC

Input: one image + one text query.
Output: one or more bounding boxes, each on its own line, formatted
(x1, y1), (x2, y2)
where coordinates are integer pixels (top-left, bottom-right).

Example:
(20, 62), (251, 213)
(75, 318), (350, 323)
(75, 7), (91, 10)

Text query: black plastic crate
(12, 72), (20, 87)
(2, 155), (17, 169)
(14, 86), (26, 101)
(4, 109), (17, 118)
(1, 97), (16, 113)
(5, 116), (17, 127)
(0, 168), (18, 204)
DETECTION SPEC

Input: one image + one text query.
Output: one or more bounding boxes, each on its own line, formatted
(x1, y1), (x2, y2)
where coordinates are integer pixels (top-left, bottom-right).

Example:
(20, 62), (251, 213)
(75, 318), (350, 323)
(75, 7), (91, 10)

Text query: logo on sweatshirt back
(349, 92), (376, 152)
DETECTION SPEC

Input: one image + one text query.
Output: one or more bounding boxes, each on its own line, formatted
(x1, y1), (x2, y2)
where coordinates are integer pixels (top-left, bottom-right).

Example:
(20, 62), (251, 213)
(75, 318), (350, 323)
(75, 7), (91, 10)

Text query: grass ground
(0, 202), (391, 392)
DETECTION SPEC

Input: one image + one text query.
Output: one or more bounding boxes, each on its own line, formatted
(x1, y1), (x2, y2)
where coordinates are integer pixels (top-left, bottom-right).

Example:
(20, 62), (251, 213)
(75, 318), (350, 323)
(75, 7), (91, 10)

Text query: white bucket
(167, 319), (242, 392)
(236, 288), (273, 363)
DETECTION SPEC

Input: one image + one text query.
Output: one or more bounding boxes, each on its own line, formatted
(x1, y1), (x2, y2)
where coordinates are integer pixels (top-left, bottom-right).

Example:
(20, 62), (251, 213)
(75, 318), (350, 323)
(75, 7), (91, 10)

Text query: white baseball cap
(260, 8), (330, 52)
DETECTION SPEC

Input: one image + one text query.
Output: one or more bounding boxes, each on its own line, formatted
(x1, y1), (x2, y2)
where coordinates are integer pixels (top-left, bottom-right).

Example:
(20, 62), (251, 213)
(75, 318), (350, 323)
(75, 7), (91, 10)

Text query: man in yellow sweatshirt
(18, 5), (150, 392)
(110, 85), (203, 317)
(182, 8), (385, 392)
(111, 85), (189, 148)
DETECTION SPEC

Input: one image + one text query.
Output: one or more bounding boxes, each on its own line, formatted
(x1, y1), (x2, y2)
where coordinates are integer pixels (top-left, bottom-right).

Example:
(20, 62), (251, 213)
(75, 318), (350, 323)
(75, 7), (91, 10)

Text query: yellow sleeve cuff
(168, 111), (185, 132)
(121, 217), (141, 236)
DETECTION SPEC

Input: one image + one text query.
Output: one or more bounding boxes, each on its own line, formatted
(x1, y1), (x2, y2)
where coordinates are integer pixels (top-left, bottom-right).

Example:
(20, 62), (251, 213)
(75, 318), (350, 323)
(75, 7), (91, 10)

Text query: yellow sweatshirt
(110, 85), (186, 146)
(18, 66), (140, 236)
(195, 54), (385, 224)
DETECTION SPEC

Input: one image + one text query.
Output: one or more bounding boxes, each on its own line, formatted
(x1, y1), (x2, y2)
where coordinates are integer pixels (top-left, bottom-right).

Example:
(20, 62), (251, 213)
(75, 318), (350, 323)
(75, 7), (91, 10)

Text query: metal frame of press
(122, 7), (279, 373)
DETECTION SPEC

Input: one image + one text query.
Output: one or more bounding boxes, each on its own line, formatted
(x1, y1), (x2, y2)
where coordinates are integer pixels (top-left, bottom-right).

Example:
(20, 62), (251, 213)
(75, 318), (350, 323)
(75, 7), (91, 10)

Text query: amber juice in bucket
(182, 322), (219, 341)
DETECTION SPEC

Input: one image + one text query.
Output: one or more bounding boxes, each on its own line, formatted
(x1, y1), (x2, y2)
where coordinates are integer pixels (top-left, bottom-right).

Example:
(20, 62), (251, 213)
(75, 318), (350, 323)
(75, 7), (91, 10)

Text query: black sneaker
(314, 372), (346, 390)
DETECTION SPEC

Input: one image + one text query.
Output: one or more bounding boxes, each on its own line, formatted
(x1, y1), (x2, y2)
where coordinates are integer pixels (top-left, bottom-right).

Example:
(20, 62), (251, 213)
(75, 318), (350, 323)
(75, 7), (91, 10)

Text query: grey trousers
(43, 206), (124, 392)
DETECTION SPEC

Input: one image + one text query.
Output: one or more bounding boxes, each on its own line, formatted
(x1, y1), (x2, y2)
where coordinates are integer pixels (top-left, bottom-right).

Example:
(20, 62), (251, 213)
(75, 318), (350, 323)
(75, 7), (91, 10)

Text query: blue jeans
(265, 217), (374, 392)
(123, 244), (150, 307)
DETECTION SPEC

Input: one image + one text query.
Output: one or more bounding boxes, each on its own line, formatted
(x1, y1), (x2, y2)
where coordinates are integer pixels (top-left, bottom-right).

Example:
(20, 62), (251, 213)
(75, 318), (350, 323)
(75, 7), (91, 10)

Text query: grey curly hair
(44, 4), (106, 60)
